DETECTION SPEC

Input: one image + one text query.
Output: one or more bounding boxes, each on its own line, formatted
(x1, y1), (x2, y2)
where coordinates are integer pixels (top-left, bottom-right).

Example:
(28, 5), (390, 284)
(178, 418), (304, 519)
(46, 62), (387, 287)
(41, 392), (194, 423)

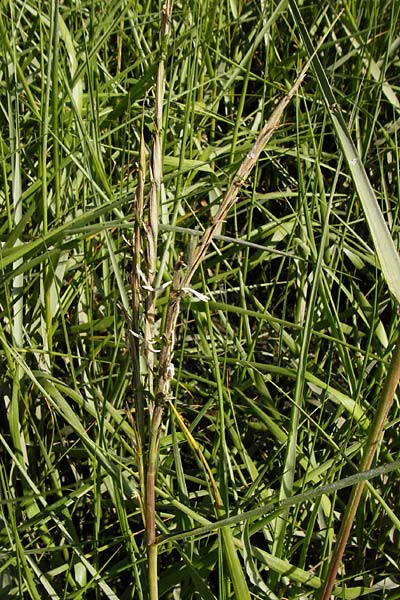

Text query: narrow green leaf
(289, 0), (400, 303)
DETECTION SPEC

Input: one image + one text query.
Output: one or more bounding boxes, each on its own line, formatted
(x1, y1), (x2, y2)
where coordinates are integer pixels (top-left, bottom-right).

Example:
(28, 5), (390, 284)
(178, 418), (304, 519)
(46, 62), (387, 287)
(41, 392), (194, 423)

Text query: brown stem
(320, 333), (400, 599)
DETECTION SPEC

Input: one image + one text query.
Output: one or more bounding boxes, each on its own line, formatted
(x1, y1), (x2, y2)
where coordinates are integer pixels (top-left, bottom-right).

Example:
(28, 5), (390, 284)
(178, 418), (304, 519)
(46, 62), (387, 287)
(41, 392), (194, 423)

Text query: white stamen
(143, 280), (172, 293)
(166, 363), (175, 379)
(182, 287), (210, 302)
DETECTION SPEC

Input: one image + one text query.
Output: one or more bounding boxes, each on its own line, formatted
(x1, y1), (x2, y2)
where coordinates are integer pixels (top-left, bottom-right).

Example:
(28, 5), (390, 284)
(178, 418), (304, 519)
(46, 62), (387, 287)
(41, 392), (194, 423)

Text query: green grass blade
(289, 0), (400, 303)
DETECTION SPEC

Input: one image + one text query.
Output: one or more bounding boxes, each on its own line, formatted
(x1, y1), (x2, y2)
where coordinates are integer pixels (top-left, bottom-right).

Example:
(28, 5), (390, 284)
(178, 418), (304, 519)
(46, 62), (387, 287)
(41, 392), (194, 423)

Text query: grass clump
(1, 1), (400, 599)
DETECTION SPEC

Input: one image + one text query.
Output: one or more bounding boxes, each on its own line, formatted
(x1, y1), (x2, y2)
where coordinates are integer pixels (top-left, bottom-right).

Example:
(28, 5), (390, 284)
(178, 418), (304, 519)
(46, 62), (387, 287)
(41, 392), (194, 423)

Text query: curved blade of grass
(159, 457), (400, 544)
(0, 434), (121, 600)
(219, 355), (370, 428)
(289, 0), (400, 304)
(168, 399), (252, 600)
(290, 3), (400, 595)
(320, 335), (400, 599)
(342, 6), (400, 112)
(159, 459), (400, 597)
(271, 158), (333, 581)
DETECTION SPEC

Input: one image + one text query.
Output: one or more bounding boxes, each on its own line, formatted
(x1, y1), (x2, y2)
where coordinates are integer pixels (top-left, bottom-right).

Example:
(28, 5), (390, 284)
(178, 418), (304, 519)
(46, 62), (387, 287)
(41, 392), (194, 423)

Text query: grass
(1, 0), (400, 598)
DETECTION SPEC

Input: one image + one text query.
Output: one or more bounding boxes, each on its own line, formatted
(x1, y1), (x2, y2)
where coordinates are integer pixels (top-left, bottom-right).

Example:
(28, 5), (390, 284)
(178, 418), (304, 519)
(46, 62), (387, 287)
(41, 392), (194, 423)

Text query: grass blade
(289, 0), (400, 303)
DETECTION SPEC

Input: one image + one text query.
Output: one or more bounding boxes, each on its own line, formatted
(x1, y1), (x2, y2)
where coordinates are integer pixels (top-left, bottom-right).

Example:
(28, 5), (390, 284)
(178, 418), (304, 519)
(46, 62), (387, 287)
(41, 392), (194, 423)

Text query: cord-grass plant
(1, 1), (400, 599)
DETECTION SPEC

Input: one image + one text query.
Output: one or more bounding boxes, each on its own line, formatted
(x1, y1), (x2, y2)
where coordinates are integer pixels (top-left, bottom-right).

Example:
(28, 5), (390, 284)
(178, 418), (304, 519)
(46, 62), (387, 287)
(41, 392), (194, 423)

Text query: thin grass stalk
(320, 334), (400, 599)
(124, 131), (147, 528)
(7, 10), (27, 468)
(168, 398), (253, 600)
(0, 426), (119, 598)
(0, 15), (40, 121)
(288, 3), (400, 592)
(289, 0), (400, 305)
(40, 1), (55, 370)
(144, 0), (172, 401)
(132, 132), (146, 444)
(144, 3), (173, 598)
(181, 64), (309, 293)
(51, 0), (61, 219)
(156, 457), (400, 549)
(142, 65), (310, 599)
(272, 159), (333, 582)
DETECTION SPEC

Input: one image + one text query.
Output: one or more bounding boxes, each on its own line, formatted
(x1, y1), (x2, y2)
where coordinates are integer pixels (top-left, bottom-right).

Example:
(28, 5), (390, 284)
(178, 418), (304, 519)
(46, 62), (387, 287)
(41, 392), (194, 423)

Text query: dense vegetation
(1, 0), (400, 598)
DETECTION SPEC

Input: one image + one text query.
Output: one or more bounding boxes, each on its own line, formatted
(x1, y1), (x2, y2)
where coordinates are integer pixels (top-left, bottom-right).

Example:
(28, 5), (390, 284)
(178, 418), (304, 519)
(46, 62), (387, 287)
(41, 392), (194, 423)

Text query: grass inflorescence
(1, 1), (400, 598)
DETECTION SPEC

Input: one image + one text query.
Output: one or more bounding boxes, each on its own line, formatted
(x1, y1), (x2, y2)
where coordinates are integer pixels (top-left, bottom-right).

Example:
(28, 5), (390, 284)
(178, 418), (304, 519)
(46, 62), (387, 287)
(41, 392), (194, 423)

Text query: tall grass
(1, 1), (400, 599)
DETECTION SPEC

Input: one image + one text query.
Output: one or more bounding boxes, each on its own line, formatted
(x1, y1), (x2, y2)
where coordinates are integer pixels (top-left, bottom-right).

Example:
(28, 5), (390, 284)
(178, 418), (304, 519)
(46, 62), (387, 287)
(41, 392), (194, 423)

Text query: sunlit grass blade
(289, 0), (400, 303)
